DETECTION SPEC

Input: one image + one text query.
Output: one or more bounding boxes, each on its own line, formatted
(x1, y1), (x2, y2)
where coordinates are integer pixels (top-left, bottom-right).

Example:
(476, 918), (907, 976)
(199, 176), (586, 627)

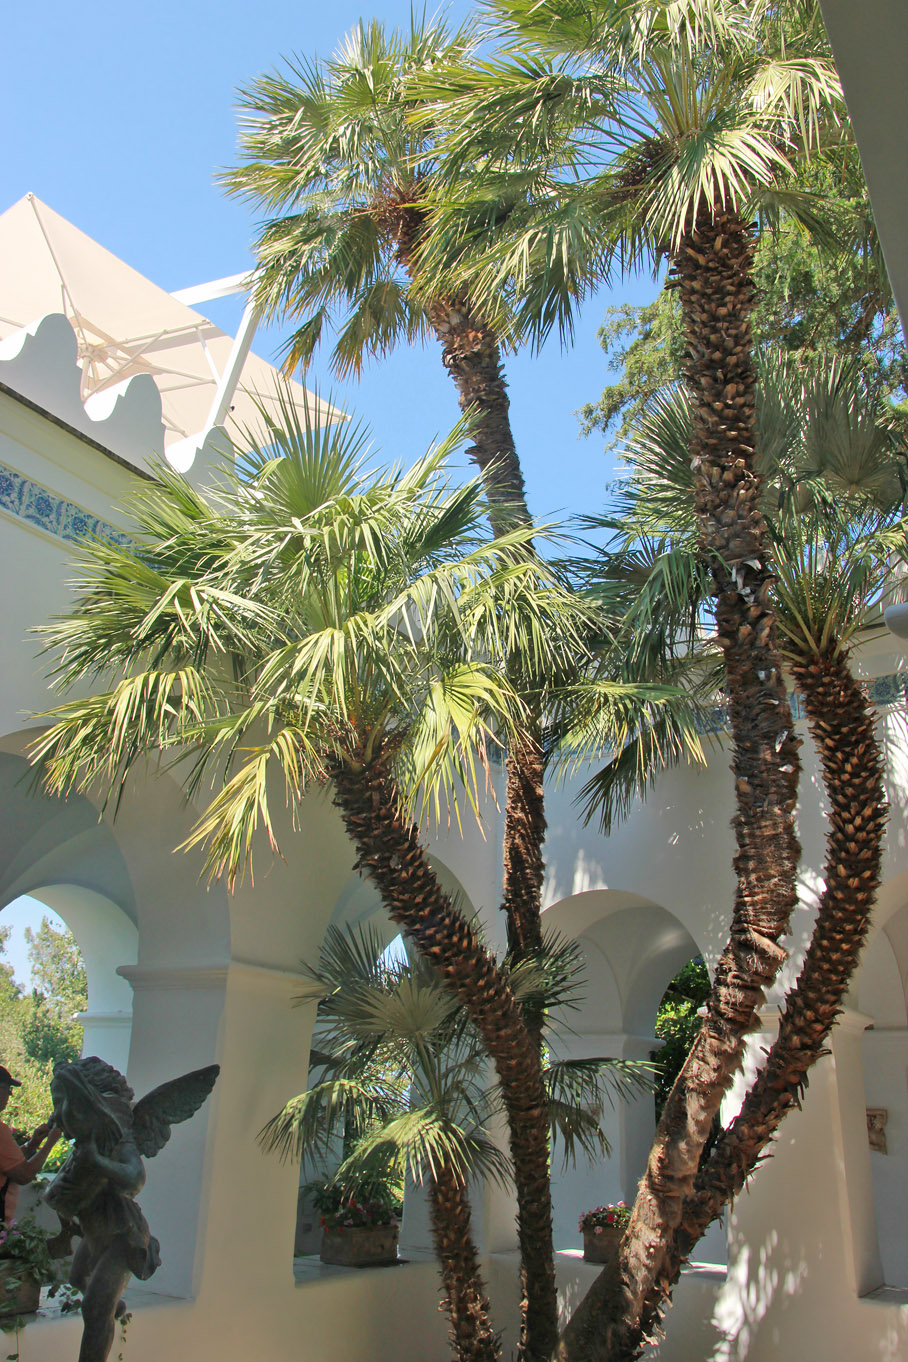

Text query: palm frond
(337, 1107), (512, 1190)
(545, 1056), (657, 1166)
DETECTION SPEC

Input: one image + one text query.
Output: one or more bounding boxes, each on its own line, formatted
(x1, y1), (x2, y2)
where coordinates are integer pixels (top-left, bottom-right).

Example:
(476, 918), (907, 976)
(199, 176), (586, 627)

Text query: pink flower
(593, 1227), (603, 1236)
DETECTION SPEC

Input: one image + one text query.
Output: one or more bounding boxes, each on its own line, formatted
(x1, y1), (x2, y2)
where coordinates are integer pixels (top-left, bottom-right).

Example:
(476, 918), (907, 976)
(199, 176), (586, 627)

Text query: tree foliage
(0, 916), (86, 1140)
(651, 958), (710, 1121)
(581, 154), (908, 449)
(21, 917), (86, 1068)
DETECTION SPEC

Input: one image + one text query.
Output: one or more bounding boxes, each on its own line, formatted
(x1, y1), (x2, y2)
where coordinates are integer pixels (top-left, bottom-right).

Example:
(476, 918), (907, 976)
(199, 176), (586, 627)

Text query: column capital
(549, 1032), (662, 1061)
(754, 1004), (874, 1042)
(74, 1010), (132, 1028)
(117, 958), (311, 996)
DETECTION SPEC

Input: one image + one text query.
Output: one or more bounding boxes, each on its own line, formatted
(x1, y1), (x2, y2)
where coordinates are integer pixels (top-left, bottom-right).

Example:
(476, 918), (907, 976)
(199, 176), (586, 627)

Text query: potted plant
(579, 1203), (631, 1264)
(0, 1215), (60, 1316)
(315, 1187), (400, 1268)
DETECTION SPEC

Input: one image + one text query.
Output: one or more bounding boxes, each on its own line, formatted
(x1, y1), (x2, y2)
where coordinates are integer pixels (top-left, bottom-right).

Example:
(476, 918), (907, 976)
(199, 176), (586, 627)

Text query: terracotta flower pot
(0, 1262), (41, 1316)
(582, 1225), (623, 1264)
(320, 1224), (399, 1268)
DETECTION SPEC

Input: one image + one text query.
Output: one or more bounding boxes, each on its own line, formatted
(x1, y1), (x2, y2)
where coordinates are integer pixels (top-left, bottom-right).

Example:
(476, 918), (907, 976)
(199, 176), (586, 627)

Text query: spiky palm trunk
(427, 298), (552, 1341)
(329, 747), (558, 1362)
(429, 1160), (502, 1362)
(500, 728), (547, 960)
(557, 210), (802, 1362)
(633, 646), (886, 1337)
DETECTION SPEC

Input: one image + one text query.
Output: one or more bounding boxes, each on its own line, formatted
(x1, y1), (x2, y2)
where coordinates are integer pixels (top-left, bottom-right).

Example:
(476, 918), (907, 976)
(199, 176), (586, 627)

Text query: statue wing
(132, 1065), (220, 1158)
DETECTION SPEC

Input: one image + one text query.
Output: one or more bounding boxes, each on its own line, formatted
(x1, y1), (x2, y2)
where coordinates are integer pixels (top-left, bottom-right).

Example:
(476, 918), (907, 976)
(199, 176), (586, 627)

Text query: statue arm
(76, 1138), (145, 1195)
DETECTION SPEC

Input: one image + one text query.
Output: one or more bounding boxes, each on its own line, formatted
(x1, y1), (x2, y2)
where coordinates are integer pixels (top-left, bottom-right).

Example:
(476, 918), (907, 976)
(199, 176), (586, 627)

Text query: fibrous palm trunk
(428, 300), (551, 1345)
(429, 1159), (502, 1362)
(329, 747), (558, 1362)
(426, 296), (530, 538)
(405, 238), (548, 968)
(634, 645), (886, 1334)
(396, 220), (546, 960)
(558, 209), (802, 1362)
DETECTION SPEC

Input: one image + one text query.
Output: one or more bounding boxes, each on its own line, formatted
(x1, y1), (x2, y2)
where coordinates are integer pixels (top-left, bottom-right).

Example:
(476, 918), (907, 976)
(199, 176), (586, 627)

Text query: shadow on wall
(707, 1220), (908, 1362)
(709, 1226), (809, 1362)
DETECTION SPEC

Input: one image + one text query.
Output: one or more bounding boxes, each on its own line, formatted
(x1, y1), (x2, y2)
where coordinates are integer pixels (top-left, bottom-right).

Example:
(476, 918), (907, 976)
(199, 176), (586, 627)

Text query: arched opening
(651, 956), (711, 1122)
(541, 891), (726, 1261)
(0, 740), (232, 1301)
(0, 897), (85, 1139)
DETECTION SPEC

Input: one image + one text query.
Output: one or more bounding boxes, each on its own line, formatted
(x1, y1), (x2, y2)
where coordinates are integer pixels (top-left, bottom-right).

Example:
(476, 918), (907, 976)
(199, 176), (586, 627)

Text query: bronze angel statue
(45, 1055), (219, 1362)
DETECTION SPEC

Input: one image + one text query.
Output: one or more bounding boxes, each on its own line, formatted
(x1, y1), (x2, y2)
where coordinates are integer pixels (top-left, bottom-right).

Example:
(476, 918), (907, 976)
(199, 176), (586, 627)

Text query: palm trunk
(501, 727), (547, 960)
(399, 230), (546, 963)
(428, 299), (530, 538)
(429, 300), (551, 1349)
(329, 748), (558, 1362)
(633, 646), (886, 1339)
(427, 298), (549, 971)
(557, 209), (802, 1362)
(398, 222), (553, 1354)
(429, 1160), (502, 1362)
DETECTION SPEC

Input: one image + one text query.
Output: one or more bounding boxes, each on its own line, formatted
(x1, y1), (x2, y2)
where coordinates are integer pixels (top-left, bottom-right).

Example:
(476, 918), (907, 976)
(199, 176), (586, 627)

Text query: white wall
(4, 313), (908, 1361)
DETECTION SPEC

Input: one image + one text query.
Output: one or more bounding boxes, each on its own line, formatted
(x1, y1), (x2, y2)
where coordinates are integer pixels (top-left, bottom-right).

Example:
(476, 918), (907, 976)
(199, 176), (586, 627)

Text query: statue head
(51, 1057), (135, 1151)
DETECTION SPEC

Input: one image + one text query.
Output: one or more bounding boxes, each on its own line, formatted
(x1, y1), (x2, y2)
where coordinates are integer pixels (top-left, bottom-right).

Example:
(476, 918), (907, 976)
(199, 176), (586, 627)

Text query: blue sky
(7, 0), (659, 524)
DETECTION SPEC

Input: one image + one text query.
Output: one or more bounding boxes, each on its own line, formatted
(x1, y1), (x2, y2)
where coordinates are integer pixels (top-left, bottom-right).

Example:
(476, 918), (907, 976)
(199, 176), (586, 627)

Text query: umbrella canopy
(0, 194), (340, 452)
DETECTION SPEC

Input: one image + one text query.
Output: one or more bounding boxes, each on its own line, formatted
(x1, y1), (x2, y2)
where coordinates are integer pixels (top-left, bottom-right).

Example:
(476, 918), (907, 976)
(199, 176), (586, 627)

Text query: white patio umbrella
(0, 194), (340, 456)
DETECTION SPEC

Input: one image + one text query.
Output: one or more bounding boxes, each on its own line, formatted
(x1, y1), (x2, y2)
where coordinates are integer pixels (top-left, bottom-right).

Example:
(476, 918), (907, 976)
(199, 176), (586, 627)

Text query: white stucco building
(2, 172), (908, 1361)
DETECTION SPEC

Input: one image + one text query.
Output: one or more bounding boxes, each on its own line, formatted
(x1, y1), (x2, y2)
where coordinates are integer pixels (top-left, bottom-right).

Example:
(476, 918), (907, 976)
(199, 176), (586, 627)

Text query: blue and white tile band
(0, 460), (129, 549)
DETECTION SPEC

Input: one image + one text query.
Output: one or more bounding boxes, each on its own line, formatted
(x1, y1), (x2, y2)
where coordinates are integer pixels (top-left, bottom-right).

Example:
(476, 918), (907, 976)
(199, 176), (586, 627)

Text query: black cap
(0, 1068), (21, 1088)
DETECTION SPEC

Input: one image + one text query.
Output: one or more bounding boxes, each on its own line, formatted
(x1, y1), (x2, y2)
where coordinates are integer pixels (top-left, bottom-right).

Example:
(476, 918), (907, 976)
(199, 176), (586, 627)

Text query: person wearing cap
(0, 1065), (61, 1223)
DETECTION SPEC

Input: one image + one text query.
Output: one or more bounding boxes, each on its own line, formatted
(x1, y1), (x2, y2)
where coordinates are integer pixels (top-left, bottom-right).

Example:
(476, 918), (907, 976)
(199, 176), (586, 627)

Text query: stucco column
(75, 1008), (132, 1072)
(861, 1026), (908, 1288)
(547, 1032), (661, 1250)
(119, 958), (316, 1306)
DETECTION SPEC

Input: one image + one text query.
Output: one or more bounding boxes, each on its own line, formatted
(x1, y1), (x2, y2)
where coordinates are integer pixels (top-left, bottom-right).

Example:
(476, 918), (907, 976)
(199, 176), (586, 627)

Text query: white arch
(543, 889), (706, 1036)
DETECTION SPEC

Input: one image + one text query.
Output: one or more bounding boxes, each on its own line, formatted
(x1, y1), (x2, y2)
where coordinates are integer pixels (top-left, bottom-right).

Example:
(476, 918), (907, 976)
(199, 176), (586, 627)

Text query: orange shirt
(0, 1124), (26, 1221)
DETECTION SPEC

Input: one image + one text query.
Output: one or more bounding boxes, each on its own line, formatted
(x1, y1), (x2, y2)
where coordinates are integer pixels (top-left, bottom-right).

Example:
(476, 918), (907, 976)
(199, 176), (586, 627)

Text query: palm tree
(576, 353), (908, 1352)
(222, 29), (589, 1344)
(30, 402), (607, 1362)
(262, 925), (654, 1362)
(222, 16), (532, 533)
(266, 924), (507, 1362)
(420, 5), (843, 1354)
(222, 19), (580, 1006)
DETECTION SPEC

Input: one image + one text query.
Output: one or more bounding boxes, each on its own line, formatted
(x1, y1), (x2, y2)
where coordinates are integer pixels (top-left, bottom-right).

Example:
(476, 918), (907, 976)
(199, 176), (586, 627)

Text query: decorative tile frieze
(693, 672), (908, 735)
(2, 456), (907, 723)
(0, 459), (129, 549)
